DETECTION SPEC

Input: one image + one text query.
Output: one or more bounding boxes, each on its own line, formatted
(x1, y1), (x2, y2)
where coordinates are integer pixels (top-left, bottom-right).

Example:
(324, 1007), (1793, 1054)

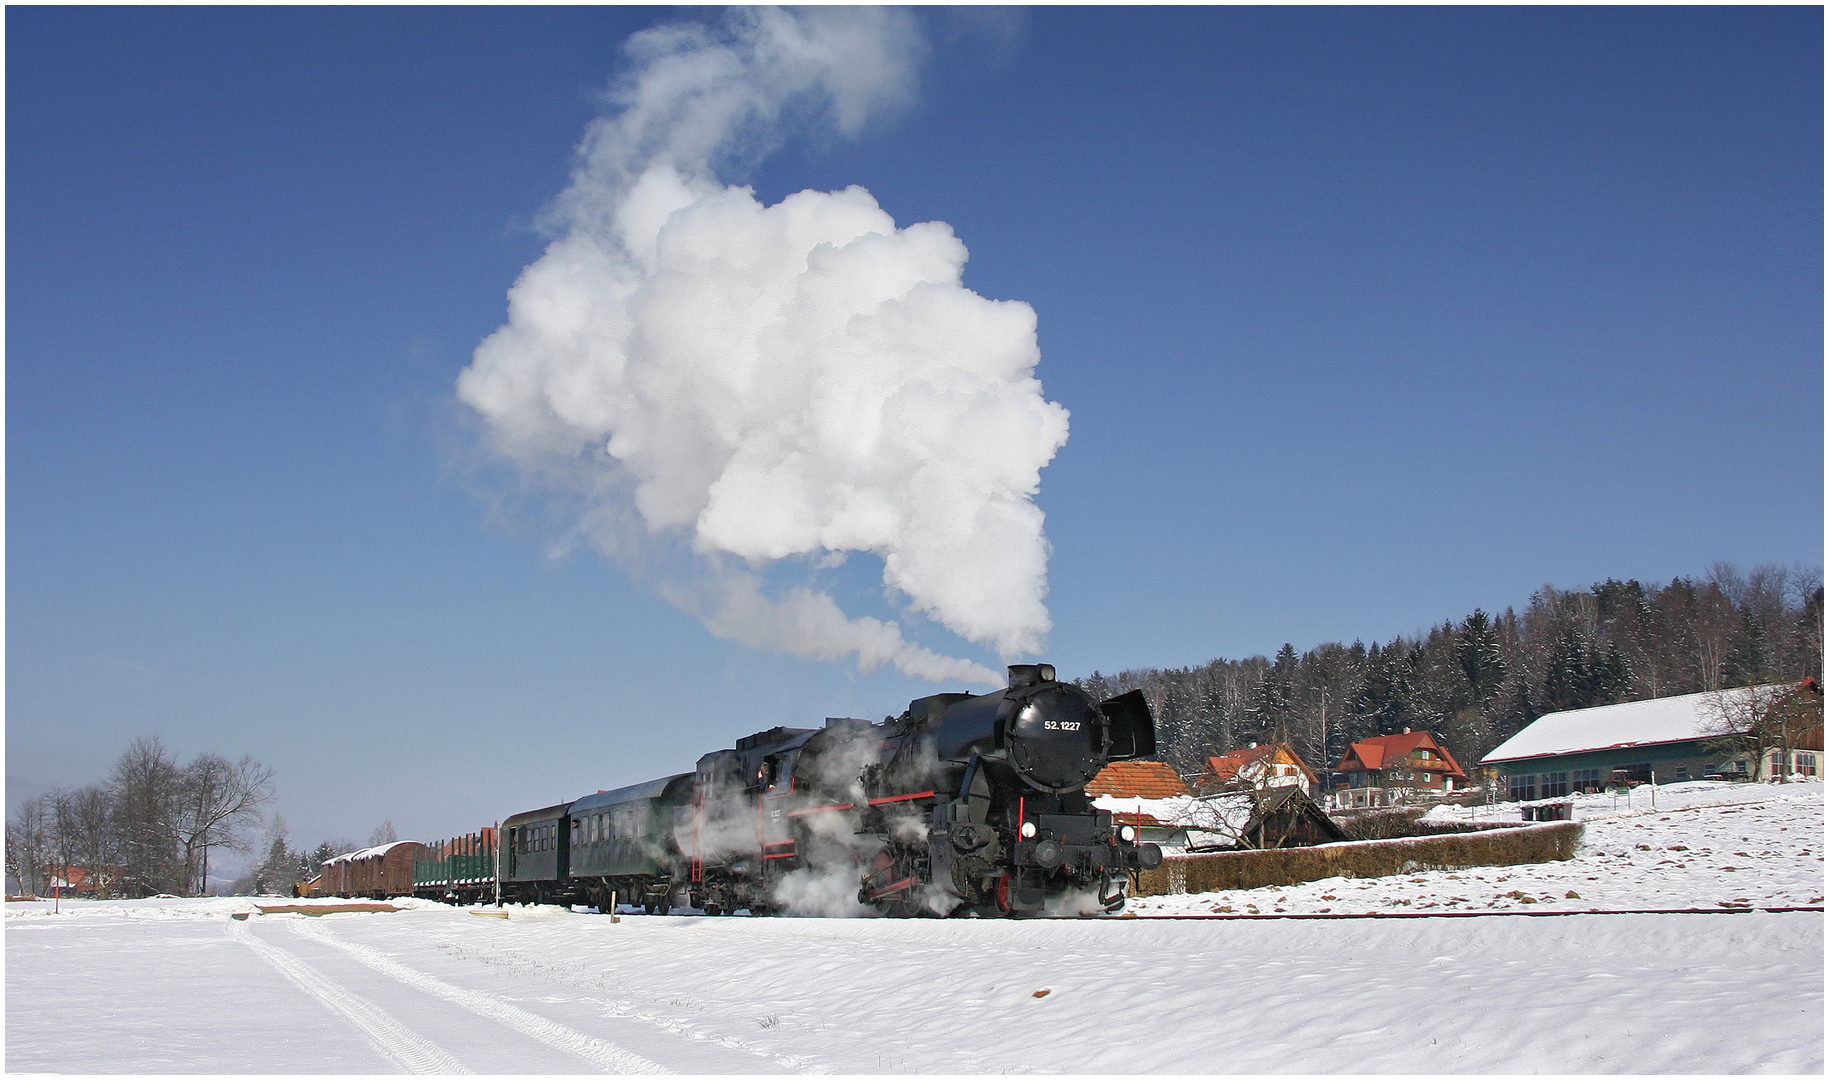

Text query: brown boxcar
(320, 842), (426, 899)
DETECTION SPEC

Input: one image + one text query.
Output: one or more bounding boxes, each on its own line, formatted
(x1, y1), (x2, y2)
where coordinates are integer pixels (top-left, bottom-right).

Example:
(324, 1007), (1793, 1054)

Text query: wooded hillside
(1077, 562), (1823, 784)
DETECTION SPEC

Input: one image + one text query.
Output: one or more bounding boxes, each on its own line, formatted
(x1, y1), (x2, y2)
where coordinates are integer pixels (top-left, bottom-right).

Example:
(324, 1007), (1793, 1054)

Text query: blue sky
(8, 7), (1820, 851)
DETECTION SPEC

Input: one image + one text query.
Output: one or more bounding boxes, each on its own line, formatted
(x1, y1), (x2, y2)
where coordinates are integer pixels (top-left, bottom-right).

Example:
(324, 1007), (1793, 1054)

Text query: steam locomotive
(405, 664), (1164, 917)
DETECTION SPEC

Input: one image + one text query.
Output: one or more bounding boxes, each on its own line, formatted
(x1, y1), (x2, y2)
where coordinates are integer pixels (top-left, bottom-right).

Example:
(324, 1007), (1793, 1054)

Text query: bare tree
(368, 820), (398, 847)
(1698, 681), (1818, 781)
(174, 754), (276, 895)
(56, 785), (120, 898)
(5, 796), (52, 897)
(110, 737), (183, 896)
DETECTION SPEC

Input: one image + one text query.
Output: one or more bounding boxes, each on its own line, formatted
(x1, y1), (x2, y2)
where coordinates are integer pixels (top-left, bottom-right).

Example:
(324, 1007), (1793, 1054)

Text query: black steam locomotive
(416, 664), (1163, 917)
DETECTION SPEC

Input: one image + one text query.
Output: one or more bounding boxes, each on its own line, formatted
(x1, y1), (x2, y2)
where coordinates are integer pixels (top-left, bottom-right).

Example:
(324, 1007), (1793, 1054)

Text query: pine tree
(1592, 642), (1633, 706)
(1542, 628), (1598, 713)
(1722, 611), (1771, 687)
(1455, 609), (1507, 705)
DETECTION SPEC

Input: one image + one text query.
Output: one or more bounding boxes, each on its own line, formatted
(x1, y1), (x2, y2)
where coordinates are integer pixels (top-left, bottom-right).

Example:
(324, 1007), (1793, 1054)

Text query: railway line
(1126, 904), (1822, 921)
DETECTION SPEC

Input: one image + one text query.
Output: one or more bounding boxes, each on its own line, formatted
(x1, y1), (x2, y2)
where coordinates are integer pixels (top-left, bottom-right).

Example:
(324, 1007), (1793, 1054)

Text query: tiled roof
(1085, 760), (1191, 799)
(1338, 731), (1466, 777)
(1204, 743), (1320, 786)
(1206, 745), (1275, 782)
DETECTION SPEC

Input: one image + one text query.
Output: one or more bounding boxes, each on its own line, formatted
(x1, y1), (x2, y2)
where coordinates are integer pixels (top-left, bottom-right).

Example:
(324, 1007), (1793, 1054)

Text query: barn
(1479, 682), (1821, 799)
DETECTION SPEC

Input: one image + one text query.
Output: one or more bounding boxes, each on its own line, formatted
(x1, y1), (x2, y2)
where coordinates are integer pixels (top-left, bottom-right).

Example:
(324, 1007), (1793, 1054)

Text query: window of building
(1572, 768), (1601, 792)
(1509, 774), (1537, 802)
(1540, 772), (1569, 798)
(1673, 765), (1689, 781)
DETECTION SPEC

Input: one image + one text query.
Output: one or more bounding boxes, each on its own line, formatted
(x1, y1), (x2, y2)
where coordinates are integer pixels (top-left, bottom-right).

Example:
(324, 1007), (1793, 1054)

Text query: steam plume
(459, 9), (1067, 684)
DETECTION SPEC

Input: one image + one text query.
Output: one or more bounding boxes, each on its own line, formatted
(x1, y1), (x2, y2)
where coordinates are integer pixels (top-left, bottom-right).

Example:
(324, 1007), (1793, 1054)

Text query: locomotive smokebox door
(1005, 686), (1105, 793)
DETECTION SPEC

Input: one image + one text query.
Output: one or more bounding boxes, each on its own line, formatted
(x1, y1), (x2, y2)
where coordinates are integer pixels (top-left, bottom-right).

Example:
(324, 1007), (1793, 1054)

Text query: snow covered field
(8, 782), (1821, 1074)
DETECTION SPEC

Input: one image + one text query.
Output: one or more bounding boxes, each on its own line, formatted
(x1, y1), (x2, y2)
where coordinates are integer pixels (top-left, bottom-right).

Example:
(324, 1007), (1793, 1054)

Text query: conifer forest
(1075, 562), (1823, 783)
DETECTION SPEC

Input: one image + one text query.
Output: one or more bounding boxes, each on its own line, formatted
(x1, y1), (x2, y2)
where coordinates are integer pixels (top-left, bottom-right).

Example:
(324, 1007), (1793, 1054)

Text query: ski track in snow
(421, 935), (827, 1073)
(229, 919), (472, 1075)
(290, 918), (672, 1075)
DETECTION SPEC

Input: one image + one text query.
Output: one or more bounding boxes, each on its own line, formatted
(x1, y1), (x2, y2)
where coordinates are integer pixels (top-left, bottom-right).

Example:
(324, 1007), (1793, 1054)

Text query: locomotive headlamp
(1118, 825), (1137, 843)
(1020, 820), (1038, 839)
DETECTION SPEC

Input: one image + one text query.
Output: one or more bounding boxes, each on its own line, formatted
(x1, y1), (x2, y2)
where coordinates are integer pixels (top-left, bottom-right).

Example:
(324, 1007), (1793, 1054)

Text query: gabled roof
(1205, 743), (1320, 786)
(1480, 685), (1791, 765)
(1086, 760), (1191, 799)
(1337, 731), (1465, 777)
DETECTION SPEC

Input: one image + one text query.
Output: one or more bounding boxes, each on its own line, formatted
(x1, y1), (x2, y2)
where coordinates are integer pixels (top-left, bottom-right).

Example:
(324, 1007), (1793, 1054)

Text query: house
(1196, 743), (1321, 798)
(1085, 760), (1194, 850)
(1480, 681), (1823, 798)
(44, 865), (121, 899)
(1086, 760), (1192, 800)
(1331, 730), (1468, 808)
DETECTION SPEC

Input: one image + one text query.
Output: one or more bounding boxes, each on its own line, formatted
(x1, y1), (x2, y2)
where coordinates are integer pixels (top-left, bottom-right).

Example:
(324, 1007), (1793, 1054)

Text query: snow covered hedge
(1136, 820), (1583, 896)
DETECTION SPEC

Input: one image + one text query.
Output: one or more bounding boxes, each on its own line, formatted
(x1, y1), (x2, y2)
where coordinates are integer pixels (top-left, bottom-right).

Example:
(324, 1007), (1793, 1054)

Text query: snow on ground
(1130, 779), (1824, 917)
(7, 782), (1821, 1074)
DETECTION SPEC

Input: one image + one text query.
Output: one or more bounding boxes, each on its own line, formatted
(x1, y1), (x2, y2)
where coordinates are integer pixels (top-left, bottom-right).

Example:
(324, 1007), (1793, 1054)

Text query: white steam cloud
(459, 9), (1067, 685)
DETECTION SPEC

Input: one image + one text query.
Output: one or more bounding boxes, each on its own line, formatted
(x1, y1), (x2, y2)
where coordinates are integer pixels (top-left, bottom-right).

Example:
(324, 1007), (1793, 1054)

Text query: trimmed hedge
(1332, 807), (1535, 840)
(1136, 820), (1583, 896)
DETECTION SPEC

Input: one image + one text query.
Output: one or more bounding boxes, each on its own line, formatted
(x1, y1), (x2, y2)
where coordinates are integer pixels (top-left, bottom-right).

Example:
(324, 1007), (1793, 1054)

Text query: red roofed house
(1196, 743), (1321, 799)
(1085, 760), (1192, 801)
(1085, 761), (1193, 850)
(1332, 729), (1467, 809)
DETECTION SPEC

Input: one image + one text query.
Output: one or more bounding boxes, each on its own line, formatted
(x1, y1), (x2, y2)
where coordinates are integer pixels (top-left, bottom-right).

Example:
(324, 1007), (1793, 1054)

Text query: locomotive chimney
(1006, 664), (1056, 690)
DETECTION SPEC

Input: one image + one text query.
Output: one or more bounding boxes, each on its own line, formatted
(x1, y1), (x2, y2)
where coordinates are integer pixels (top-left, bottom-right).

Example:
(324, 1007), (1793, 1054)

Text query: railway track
(1126, 904), (1823, 921)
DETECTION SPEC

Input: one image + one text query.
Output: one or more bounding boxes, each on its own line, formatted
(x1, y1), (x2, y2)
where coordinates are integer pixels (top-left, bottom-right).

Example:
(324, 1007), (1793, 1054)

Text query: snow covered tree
(1456, 609), (1507, 705)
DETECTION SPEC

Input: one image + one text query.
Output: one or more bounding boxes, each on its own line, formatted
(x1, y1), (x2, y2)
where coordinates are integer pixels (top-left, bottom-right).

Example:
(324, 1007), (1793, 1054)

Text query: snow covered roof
(321, 840), (419, 865)
(1085, 761), (1191, 799)
(1480, 686), (1780, 764)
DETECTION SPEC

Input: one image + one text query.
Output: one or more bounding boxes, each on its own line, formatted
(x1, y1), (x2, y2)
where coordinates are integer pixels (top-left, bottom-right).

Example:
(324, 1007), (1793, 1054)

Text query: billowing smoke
(458, 8), (1067, 684)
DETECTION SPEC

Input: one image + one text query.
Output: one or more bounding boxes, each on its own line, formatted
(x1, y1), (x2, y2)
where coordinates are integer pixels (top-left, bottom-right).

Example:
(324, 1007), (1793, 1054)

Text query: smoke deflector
(1098, 690), (1156, 760)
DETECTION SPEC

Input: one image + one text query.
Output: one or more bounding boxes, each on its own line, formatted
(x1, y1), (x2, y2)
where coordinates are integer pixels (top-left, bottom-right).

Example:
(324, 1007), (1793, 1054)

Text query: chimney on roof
(1249, 742), (1257, 749)
(1403, 727), (1411, 734)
